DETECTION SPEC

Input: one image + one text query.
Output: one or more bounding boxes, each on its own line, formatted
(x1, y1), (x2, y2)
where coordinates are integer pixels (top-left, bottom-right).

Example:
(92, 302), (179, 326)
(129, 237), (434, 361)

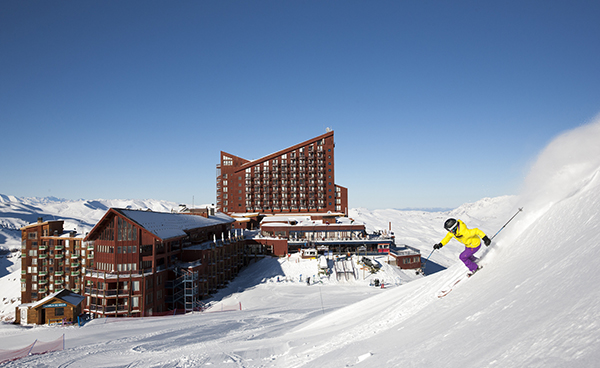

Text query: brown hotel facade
(82, 208), (244, 318)
(19, 219), (88, 305)
(217, 130), (348, 216)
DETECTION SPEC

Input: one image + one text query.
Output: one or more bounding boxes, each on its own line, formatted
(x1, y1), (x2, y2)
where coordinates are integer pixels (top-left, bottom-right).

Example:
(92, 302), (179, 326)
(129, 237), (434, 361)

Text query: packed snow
(1, 117), (600, 367)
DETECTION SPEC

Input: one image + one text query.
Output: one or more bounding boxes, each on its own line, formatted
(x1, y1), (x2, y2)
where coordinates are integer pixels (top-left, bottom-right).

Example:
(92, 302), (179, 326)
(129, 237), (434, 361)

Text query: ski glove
(483, 236), (491, 246)
(433, 243), (443, 250)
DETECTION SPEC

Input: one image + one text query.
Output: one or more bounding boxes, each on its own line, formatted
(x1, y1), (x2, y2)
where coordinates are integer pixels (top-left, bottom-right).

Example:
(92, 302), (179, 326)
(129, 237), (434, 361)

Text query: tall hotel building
(216, 130), (348, 215)
(19, 219), (87, 304)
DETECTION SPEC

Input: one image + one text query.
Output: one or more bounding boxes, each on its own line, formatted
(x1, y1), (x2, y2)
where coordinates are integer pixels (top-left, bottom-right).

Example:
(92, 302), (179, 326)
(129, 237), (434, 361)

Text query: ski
(437, 267), (481, 298)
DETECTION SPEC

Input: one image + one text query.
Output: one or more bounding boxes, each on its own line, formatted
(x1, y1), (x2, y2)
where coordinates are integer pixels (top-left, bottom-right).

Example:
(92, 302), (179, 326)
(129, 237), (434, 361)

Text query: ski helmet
(444, 218), (458, 233)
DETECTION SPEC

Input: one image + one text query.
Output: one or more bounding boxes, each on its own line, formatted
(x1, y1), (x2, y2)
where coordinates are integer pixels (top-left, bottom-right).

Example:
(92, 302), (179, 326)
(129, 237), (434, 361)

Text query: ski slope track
(2, 118), (600, 367)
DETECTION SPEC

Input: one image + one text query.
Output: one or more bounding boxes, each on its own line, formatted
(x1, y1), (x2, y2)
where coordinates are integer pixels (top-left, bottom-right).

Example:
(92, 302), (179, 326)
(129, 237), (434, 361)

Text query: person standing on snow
(433, 218), (491, 274)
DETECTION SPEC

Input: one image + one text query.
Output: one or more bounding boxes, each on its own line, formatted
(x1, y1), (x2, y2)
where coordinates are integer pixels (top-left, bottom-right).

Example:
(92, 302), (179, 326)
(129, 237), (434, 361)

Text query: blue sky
(1, 1), (599, 209)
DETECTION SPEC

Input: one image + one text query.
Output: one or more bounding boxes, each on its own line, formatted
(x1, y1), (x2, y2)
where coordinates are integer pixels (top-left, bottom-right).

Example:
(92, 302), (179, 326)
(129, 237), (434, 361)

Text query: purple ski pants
(460, 244), (481, 272)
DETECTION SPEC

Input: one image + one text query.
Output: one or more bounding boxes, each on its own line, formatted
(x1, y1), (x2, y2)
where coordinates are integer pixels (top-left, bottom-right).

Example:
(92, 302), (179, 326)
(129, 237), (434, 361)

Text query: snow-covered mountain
(1, 118), (599, 367)
(0, 196), (183, 250)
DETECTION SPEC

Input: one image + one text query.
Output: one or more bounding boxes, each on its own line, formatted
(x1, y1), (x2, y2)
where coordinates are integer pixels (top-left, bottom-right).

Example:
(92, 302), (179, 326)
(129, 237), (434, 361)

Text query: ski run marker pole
(490, 207), (523, 240)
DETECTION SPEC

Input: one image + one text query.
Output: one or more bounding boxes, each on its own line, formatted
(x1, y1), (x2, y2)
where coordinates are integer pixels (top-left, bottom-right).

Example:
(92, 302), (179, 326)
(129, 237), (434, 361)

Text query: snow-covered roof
(230, 212), (260, 218)
(21, 289), (85, 309)
(115, 209), (234, 240)
(261, 217), (292, 224)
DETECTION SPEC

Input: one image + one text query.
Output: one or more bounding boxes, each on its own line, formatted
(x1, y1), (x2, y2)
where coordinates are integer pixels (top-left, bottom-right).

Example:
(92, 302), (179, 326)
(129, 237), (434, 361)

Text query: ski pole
(417, 248), (436, 275)
(490, 207), (523, 240)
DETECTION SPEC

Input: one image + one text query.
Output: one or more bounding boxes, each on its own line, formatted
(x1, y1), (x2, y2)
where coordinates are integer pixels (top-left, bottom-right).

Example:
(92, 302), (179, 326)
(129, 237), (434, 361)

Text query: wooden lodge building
(82, 208), (245, 318)
(17, 289), (85, 325)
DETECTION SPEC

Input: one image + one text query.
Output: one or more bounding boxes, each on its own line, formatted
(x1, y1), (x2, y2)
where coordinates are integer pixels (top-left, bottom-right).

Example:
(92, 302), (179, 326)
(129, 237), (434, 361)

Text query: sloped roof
(24, 289), (85, 309)
(114, 209), (235, 240)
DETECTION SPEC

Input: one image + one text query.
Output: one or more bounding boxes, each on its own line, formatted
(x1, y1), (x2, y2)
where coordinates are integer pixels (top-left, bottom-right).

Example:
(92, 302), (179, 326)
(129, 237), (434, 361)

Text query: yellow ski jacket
(440, 219), (487, 248)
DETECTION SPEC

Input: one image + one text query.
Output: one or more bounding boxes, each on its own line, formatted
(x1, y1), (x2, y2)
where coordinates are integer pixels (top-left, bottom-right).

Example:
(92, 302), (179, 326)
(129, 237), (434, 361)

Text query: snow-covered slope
(1, 118), (600, 367)
(280, 118), (600, 367)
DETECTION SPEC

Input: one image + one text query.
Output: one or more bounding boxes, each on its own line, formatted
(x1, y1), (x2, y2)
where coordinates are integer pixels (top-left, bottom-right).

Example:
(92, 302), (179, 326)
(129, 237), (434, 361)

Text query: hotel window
(118, 218), (137, 241)
(223, 156), (233, 166)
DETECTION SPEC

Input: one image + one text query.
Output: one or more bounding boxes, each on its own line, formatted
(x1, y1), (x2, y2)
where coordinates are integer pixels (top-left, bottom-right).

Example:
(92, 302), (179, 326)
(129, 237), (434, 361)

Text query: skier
(433, 218), (491, 275)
